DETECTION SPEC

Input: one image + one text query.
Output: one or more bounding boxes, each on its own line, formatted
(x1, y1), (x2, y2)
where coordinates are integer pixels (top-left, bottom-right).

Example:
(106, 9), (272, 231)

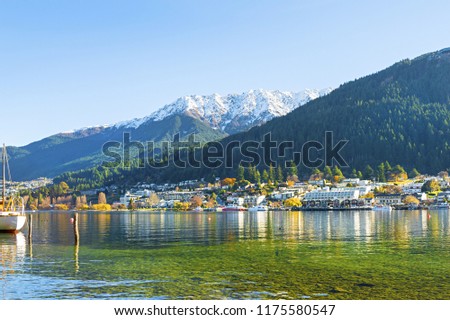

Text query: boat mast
(2, 143), (5, 212)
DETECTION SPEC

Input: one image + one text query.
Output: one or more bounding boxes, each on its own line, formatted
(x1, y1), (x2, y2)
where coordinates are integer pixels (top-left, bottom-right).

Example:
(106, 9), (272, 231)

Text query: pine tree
(409, 168), (420, 178)
(268, 164), (275, 183)
(248, 165), (257, 183)
(262, 170), (269, 183)
(364, 165), (375, 179)
(332, 166), (344, 182)
(384, 161), (392, 172)
(237, 164), (245, 181)
(255, 170), (261, 184)
(287, 161), (298, 177)
(323, 166), (333, 180)
(277, 166), (284, 183)
(377, 163), (386, 182)
(357, 171), (363, 179)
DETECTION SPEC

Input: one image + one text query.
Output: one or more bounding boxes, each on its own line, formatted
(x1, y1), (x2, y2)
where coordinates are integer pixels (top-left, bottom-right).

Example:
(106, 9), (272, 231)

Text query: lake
(0, 210), (449, 299)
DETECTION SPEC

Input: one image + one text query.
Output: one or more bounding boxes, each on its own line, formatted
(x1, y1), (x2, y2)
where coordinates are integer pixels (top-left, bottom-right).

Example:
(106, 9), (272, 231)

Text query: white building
(120, 192), (141, 205)
(227, 196), (244, 206)
(303, 187), (360, 201)
(244, 195), (266, 206)
(402, 182), (424, 194)
(135, 189), (152, 197)
(271, 191), (296, 200)
(342, 178), (360, 185)
(157, 191), (198, 201)
(374, 194), (402, 205)
(437, 191), (450, 202)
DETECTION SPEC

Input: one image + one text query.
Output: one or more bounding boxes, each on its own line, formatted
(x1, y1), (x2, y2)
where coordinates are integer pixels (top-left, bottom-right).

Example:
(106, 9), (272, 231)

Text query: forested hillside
(55, 48), (450, 188)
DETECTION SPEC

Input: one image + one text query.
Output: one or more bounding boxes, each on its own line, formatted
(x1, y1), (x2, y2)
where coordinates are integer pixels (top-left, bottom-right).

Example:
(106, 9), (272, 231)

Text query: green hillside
(55, 48), (450, 188)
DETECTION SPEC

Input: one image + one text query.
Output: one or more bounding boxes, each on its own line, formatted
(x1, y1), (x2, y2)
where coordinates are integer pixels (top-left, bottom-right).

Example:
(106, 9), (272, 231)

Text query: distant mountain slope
(212, 47), (450, 175)
(114, 88), (331, 134)
(65, 47), (450, 186)
(8, 89), (329, 180)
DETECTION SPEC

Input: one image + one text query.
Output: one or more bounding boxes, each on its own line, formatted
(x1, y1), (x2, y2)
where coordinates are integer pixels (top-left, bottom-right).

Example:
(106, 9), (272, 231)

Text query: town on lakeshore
(8, 164), (450, 213)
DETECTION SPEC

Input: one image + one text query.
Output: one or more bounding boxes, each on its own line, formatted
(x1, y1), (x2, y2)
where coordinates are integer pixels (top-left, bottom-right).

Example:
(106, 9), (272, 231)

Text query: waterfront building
(243, 195), (266, 206)
(303, 187), (360, 202)
(374, 194), (402, 205)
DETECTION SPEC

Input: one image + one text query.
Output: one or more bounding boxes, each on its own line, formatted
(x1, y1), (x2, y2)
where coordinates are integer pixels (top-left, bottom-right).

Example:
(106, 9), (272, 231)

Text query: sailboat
(0, 144), (26, 232)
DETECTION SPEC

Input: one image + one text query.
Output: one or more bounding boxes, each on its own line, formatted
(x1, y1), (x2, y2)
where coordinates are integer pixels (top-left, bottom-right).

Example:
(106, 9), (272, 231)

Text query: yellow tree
(403, 195), (420, 205)
(221, 178), (236, 187)
(174, 202), (190, 211)
(98, 192), (107, 204)
(147, 193), (160, 206)
(284, 197), (301, 207)
(190, 195), (203, 208)
(59, 181), (69, 194)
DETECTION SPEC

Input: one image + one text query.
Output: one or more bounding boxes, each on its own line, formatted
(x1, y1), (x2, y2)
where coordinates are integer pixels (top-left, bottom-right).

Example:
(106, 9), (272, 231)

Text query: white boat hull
(248, 206), (269, 212)
(372, 205), (392, 212)
(223, 206), (246, 212)
(0, 213), (26, 232)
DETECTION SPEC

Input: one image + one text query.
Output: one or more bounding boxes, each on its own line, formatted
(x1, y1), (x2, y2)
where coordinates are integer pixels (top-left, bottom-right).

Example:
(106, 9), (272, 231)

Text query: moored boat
(0, 144), (26, 232)
(248, 205), (268, 212)
(372, 204), (392, 212)
(222, 204), (247, 212)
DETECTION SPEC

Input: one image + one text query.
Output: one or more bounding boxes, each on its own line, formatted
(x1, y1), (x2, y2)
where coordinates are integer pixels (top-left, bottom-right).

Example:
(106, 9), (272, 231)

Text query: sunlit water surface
(0, 210), (449, 299)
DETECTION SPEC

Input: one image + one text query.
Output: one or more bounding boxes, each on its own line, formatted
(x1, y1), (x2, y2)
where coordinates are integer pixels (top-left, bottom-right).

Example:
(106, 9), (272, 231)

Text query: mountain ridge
(60, 47), (450, 186)
(8, 88), (330, 180)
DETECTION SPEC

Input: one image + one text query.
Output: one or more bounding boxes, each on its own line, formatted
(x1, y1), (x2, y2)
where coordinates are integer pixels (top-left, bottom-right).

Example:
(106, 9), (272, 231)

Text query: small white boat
(0, 144), (26, 232)
(0, 212), (26, 231)
(193, 206), (203, 212)
(372, 204), (392, 212)
(248, 205), (269, 212)
(223, 205), (247, 212)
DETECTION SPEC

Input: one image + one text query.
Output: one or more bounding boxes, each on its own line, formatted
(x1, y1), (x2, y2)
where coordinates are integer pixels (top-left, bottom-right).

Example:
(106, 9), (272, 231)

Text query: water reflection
(0, 210), (449, 300)
(22, 210), (449, 249)
(0, 232), (26, 295)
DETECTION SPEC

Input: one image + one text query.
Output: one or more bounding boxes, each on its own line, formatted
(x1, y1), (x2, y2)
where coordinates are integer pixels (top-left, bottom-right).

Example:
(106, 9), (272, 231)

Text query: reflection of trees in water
(19, 210), (450, 251)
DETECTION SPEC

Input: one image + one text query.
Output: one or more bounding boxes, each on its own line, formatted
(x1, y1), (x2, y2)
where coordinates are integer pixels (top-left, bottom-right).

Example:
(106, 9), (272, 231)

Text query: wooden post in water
(73, 212), (79, 245)
(27, 213), (32, 240)
(27, 213), (33, 257)
(73, 212), (80, 272)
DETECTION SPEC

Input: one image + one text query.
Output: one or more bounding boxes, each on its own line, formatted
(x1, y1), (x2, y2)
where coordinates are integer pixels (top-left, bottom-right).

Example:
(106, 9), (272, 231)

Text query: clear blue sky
(1, 0), (449, 146)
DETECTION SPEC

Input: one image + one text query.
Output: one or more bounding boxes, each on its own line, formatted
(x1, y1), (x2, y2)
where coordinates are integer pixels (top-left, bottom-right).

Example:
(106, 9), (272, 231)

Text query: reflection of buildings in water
(326, 212), (331, 240)
(242, 211), (269, 240)
(238, 212), (244, 236)
(354, 212), (360, 239)
(429, 211), (442, 239)
(275, 212), (288, 238)
(421, 211), (428, 234)
(297, 211), (378, 242)
(365, 212), (376, 242)
(353, 211), (375, 242)
(295, 211), (305, 239)
(441, 210), (450, 236)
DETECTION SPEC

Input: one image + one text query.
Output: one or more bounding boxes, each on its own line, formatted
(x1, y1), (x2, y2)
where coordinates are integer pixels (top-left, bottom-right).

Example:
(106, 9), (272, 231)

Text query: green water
(0, 210), (448, 299)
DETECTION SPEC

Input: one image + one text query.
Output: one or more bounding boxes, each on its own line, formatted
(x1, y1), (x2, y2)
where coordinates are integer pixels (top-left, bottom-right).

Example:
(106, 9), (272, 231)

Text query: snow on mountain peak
(114, 88), (332, 134)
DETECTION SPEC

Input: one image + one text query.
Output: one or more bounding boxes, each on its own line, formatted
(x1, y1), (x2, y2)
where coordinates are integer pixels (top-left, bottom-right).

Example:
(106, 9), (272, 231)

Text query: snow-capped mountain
(10, 88), (331, 180)
(115, 88), (332, 134)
